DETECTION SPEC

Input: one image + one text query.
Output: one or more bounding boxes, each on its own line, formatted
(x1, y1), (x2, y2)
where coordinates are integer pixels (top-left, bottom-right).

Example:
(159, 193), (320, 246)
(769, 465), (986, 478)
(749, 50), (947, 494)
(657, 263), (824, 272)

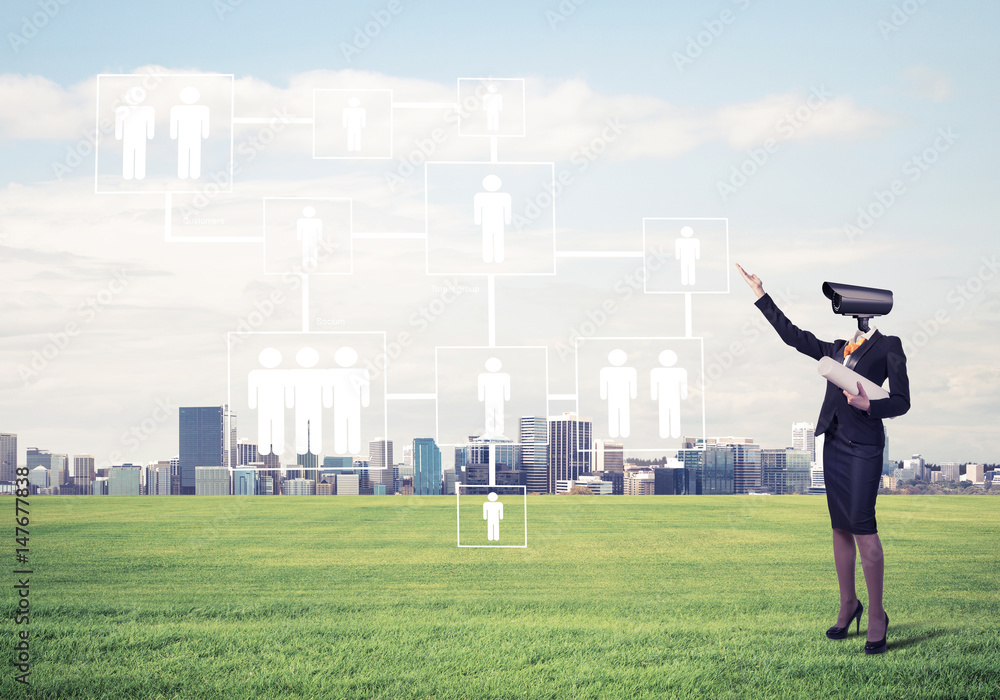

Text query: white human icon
(599, 349), (637, 438)
(483, 84), (502, 131)
(483, 492), (504, 541)
(675, 226), (701, 286)
(287, 347), (330, 455)
(473, 175), (512, 263)
(297, 206), (323, 269)
(650, 350), (688, 439)
(170, 86), (210, 179)
(343, 97), (366, 152)
(478, 357), (510, 438)
(114, 87), (155, 181)
(248, 348), (288, 456)
(331, 346), (370, 455)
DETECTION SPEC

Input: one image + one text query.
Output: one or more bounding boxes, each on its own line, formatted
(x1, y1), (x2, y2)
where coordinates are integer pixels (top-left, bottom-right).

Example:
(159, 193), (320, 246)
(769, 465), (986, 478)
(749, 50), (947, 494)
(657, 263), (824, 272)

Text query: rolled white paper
(817, 356), (890, 400)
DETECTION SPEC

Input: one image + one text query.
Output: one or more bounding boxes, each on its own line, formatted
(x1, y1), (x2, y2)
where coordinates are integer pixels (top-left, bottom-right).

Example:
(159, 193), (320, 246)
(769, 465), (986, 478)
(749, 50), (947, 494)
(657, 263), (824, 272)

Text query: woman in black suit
(736, 264), (910, 654)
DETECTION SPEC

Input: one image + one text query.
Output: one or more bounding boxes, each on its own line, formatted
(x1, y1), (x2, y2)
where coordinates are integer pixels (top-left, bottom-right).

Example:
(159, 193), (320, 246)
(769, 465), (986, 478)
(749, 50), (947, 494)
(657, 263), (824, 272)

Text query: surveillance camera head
(822, 281), (893, 332)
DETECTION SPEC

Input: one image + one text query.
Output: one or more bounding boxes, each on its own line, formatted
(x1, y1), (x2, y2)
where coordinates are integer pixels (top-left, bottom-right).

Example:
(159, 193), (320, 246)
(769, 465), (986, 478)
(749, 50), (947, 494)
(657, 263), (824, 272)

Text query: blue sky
(2, 0), (998, 467)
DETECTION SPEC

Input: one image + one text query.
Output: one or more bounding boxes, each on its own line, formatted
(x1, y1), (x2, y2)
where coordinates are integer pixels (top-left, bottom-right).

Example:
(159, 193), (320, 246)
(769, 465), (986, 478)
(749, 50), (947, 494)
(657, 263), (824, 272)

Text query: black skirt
(822, 422), (883, 535)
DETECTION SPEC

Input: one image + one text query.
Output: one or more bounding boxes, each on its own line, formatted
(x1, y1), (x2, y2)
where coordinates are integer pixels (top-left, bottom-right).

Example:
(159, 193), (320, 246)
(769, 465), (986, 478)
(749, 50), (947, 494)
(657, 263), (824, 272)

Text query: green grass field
(5, 495), (999, 699)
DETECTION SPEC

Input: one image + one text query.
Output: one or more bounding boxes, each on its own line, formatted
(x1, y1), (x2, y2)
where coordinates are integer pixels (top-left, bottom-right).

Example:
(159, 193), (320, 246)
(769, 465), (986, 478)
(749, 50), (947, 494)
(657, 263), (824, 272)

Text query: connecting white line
(232, 117), (314, 124)
(487, 274), (497, 347)
(556, 251), (645, 258)
(393, 102), (460, 109)
(352, 232), (426, 239)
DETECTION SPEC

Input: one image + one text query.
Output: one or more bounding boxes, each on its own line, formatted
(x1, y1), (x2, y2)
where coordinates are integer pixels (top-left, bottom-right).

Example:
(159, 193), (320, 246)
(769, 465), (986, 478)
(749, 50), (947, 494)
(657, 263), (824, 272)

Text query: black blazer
(755, 293), (910, 447)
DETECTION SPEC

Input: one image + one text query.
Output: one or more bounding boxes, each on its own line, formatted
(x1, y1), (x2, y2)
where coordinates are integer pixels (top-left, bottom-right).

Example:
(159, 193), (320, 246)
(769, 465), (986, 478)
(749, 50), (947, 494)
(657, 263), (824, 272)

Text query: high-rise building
(678, 446), (734, 495)
(939, 463), (961, 483)
(711, 437), (761, 494)
(0, 433), (16, 483)
(74, 455), (96, 482)
(761, 448), (812, 494)
(28, 466), (50, 493)
(412, 438), (442, 495)
(456, 435), (519, 486)
(653, 465), (685, 495)
(369, 438), (394, 493)
(547, 413), (591, 494)
(179, 406), (226, 494)
(902, 454), (926, 481)
(595, 440), (624, 473)
(224, 406), (238, 469)
(145, 462), (172, 495)
(792, 423), (816, 461)
(232, 468), (258, 495)
(519, 416), (548, 494)
(881, 426), (892, 474)
(195, 466), (230, 495)
(108, 466), (142, 495)
(337, 473), (359, 495)
(624, 470), (656, 495)
(967, 463), (985, 484)
(810, 465), (826, 493)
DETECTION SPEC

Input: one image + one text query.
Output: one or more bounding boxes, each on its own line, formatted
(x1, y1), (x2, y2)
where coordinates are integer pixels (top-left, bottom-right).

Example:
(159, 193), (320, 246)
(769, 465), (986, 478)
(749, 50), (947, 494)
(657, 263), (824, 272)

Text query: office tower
(237, 439), (259, 466)
(108, 466), (142, 495)
(323, 456), (353, 470)
(967, 463), (985, 484)
(519, 416), (548, 493)
(233, 468), (258, 495)
(297, 446), (319, 484)
(708, 437), (761, 494)
(810, 465), (826, 493)
(624, 470), (656, 495)
(412, 438), (442, 495)
(761, 448), (811, 494)
(939, 462), (961, 483)
(195, 466), (230, 495)
(146, 462), (172, 495)
(402, 446), (413, 466)
(337, 473), (360, 495)
(653, 465), (685, 495)
(791, 423), (816, 461)
(595, 440), (624, 473)
(51, 454), (68, 486)
(179, 406), (226, 494)
(457, 435), (519, 486)
(0, 433), (16, 483)
(678, 446), (734, 495)
(443, 468), (459, 495)
(316, 477), (335, 495)
(28, 466), (50, 493)
(224, 406), (238, 469)
(26, 447), (52, 469)
(902, 454), (926, 481)
(546, 413), (591, 494)
(74, 455), (96, 481)
(881, 426), (892, 474)
(94, 477), (109, 495)
(369, 438), (394, 493)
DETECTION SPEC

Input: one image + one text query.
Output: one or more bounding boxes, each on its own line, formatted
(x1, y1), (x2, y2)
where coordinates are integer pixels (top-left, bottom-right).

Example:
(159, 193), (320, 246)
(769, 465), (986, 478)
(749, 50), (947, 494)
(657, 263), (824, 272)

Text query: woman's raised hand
(735, 263), (765, 299)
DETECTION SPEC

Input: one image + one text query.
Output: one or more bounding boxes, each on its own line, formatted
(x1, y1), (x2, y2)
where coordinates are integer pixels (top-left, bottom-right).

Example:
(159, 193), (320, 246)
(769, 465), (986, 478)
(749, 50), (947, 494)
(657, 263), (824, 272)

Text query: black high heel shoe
(864, 612), (889, 655)
(826, 600), (863, 639)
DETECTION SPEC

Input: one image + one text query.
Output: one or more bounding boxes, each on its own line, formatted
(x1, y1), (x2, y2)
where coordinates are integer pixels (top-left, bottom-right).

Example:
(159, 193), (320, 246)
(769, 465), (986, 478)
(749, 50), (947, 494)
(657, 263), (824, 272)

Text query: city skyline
(3, 2), (998, 468)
